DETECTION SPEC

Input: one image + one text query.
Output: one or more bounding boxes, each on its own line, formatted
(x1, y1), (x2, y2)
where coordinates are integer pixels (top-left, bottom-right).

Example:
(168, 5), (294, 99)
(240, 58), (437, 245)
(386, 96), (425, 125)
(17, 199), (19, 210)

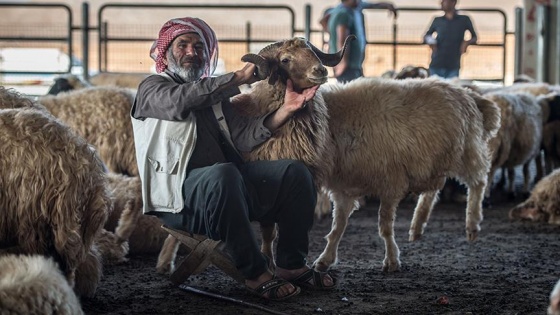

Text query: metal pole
(304, 4), (311, 40)
(246, 21), (251, 53)
(82, 2), (89, 81)
(514, 7), (523, 78)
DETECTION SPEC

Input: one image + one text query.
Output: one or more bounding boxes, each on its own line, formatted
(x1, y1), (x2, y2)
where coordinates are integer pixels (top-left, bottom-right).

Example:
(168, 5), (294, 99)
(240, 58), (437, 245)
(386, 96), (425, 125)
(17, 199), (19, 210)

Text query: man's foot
(276, 266), (336, 290)
(245, 271), (300, 301)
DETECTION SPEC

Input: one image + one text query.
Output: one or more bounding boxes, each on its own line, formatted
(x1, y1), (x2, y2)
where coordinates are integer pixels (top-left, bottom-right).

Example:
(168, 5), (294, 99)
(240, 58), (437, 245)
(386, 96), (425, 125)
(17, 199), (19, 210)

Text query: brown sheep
(542, 120), (560, 173)
(89, 72), (149, 89)
(0, 89), (111, 297)
(509, 168), (560, 225)
(0, 254), (84, 315)
(38, 86), (138, 176)
(104, 173), (169, 256)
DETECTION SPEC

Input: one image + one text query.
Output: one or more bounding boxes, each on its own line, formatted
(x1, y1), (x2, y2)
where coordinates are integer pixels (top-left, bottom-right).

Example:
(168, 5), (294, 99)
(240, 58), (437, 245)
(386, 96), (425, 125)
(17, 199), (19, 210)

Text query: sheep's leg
(379, 197), (402, 272)
(115, 199), (141, 242)
(408, 190), (439, 241)
(259, 223), (276, 265)
(507, 167), (516, 198)
(465, 179), (486, 241)
(156, 235), (180, 274)
(483, 164), (500, 207)
(314, 189), (332, 220)
(522, 162), (532, 195)
(534, 152), (544, 183)
(313, 192), (357, 272)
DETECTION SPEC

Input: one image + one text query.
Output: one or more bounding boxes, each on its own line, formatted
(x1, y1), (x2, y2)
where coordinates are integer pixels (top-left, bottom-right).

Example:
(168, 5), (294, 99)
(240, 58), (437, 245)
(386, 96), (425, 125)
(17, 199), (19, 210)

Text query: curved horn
(241, 53), (270, 80)
(308, 34), (357, 67)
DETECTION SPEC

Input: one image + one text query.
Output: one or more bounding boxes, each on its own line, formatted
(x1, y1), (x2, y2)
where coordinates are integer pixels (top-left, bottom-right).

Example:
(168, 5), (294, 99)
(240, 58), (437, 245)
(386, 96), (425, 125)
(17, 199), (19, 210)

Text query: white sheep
(484, 92), (543, 202)
(0, 254), (84, 315)
(314, 78), (499, 272)
(38, 86), (138, 176)
(509, 168), (560, 225)
(232, 37), (499, 272)
(0, 87), (111, 297)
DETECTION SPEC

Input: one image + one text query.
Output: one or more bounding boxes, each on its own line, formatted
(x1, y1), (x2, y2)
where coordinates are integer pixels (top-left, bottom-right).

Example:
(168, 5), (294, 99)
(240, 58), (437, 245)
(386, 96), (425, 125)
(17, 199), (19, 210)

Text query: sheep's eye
(281, 58), (290, 64)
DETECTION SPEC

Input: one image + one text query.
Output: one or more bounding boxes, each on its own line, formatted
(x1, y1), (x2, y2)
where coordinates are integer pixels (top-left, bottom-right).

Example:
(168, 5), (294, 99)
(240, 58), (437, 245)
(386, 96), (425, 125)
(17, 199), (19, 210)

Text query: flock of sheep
(1, 36), (560, 314)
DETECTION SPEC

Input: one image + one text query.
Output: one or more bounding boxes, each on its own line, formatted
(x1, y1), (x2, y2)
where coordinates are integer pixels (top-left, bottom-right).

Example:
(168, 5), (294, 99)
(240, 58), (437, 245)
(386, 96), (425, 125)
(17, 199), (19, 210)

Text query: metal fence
(0, 2), (513, 95)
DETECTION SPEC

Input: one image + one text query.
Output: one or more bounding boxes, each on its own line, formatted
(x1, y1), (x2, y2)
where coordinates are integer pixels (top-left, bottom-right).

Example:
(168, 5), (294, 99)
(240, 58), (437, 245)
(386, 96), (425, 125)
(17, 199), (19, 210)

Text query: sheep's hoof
(382, 260), (401, 272)
(156, 262), (174, 275)
(466, 229), (479, 242)
(312, 261), (330, 272)
(408, 233), (422, 242)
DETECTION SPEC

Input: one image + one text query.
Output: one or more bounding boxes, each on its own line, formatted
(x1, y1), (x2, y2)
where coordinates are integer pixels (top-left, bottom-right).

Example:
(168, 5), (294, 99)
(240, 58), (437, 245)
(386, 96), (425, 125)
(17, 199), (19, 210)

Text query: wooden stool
(161, 225), (244, 285)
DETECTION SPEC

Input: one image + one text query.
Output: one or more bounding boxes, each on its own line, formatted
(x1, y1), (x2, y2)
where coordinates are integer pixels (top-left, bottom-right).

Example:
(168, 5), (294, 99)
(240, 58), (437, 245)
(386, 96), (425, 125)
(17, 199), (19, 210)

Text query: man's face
(166, 33), (206, 81)
(441, 0), (456, 12)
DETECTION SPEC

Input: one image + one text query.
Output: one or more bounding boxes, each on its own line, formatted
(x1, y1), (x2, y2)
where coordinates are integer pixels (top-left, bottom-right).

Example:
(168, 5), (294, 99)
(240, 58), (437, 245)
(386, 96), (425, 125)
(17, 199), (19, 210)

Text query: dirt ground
(82, 186), (560, 315)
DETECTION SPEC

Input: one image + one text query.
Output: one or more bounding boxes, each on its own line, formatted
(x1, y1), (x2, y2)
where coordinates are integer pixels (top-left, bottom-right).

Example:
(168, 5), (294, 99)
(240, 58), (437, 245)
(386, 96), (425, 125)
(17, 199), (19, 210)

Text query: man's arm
(133, 63), (260, 121)
(423, 19), (438, 50)
(461, 17), (478, 53)
(333, 23), (350, 77)
(361, 1), (397, 18)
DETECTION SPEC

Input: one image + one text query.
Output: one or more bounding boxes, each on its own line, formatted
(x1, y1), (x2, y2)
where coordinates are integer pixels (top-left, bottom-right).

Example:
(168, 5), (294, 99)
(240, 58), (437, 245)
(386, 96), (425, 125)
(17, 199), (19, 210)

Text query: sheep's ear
(241, 53), (270, 80)
(267, 64), (279, 85)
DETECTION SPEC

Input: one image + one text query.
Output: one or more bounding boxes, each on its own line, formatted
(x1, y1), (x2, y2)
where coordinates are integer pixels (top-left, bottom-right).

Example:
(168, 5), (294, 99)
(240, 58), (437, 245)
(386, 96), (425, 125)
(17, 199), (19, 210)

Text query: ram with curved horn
(154, 35), (355, 274)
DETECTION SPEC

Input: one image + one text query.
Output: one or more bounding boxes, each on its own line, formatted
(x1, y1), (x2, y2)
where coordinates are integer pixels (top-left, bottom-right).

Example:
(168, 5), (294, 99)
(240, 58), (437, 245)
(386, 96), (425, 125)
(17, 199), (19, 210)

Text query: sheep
(550, 279), (560, 315)
(484, 92), (543, 202)
(37, 86), (138, 176)
(542, 121), (560, 173)
(0, 254), (84, 315)
(509, 168), (560, 225)
(47, 74), (91, 95)
(231, 37), (499, 272)
(89, 72), (150, 89)
(104, 173), (169, 256)
(0, 88), (111, 297)
(393, 65), (430, 80)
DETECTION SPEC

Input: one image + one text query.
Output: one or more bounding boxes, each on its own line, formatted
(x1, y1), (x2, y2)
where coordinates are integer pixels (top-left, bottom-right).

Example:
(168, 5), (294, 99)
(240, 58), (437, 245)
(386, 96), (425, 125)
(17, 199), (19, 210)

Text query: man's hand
(264, 79), (319, 132)
(460, 41), (470, 54)
(283, 79), (320, 113)
(233, 63), (261, 85)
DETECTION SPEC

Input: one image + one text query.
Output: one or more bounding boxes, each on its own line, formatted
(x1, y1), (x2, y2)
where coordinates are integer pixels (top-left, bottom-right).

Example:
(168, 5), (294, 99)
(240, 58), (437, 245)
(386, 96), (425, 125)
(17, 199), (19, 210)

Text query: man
(131, 17), (335, 301)
(322, 0), (397, 82)
(423, 0), (478, 79)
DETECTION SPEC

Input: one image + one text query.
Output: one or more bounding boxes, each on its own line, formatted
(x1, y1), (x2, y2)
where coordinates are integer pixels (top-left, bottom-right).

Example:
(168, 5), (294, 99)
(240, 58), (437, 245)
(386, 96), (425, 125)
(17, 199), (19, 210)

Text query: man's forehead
(174, 33), (202, 43)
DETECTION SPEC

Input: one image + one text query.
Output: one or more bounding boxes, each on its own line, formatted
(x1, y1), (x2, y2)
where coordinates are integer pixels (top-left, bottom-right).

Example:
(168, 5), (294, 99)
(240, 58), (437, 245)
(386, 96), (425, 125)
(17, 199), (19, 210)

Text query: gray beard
(167, 51), (204, 82)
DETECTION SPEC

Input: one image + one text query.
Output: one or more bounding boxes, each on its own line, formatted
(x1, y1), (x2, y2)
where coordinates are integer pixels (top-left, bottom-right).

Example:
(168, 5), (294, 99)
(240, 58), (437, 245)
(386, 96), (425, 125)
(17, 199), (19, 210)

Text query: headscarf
(150, 17), (218, 77)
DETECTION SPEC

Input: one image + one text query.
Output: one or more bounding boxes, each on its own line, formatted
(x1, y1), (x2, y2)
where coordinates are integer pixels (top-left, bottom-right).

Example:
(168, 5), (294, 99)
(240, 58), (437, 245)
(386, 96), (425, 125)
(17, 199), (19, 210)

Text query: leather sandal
(246, 277), (301, 301)
(288, 269), (337, 291)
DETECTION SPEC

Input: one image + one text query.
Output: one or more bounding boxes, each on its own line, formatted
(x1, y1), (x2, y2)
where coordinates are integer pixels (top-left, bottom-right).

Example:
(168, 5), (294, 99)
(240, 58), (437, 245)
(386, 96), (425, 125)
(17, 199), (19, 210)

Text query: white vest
(131, 73), (234, 214)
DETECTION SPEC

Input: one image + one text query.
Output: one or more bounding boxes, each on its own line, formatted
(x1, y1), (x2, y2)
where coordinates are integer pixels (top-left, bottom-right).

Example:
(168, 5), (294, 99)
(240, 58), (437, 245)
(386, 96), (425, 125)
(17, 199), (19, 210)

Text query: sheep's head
(242, 35), (356, 90)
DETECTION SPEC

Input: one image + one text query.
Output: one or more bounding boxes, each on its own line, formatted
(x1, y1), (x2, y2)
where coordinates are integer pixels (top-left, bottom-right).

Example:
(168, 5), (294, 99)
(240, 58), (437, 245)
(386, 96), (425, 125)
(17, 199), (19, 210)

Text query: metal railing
(0, 2), (73, 76)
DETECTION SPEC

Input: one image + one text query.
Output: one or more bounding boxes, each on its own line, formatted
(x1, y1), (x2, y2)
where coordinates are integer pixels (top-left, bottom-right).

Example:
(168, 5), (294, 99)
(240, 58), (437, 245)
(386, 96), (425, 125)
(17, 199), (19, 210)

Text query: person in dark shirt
(321, 0), (396, 82)
(131, 17), (335, 301)
(423, 0), (477, 78)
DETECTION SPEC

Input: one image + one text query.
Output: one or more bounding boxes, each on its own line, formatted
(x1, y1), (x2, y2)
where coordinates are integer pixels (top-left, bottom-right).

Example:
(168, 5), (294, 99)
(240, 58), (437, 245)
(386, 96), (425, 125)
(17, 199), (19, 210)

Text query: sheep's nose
(313, 65), (327, 76)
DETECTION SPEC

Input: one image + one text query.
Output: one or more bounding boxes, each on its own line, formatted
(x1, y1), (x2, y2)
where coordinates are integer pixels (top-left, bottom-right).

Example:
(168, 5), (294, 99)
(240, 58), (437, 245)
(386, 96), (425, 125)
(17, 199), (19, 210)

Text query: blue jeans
(429, 67), (460, 79)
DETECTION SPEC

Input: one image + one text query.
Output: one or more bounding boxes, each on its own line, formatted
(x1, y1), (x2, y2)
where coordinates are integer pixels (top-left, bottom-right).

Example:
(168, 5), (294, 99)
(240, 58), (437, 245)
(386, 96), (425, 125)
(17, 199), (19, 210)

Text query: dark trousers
(157, 159), (316, 280)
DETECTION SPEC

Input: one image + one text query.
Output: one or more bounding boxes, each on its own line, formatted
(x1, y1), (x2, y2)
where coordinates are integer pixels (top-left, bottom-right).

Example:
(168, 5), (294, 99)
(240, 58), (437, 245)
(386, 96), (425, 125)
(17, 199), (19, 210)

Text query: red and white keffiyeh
(150, 17), (218, 77)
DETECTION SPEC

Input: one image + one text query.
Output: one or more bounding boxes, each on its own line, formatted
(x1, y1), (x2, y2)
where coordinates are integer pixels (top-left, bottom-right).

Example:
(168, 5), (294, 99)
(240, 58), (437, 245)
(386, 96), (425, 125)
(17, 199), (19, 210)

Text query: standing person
(131, 17), (335, 301)
(423, 0), (478, 79)
(322, 0), (397, 83)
